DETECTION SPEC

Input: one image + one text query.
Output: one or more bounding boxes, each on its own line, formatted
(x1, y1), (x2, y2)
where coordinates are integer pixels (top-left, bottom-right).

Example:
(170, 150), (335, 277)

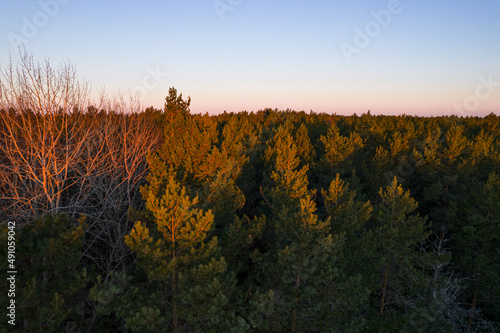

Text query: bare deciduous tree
(0, 51), (162, 276)
(0, 51), (95, 220)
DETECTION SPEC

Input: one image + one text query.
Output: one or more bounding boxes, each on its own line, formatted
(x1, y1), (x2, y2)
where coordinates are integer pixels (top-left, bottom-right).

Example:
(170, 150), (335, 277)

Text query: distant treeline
(0, 56), (499, 332)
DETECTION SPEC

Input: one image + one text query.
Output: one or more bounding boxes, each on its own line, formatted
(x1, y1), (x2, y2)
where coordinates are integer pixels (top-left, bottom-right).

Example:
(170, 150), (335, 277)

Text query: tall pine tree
(372, 177), (432, 331)
(251, 125), (346, 332)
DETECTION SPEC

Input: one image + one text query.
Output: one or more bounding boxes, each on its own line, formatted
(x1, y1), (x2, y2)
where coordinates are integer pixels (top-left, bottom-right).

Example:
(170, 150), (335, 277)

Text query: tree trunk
(291, 272), (300, 333)
(172, 244), (179, 333)
(380, 260), (389, 315)
(172, 270), (178, 332)
(467, 284), (479, 332)
(468, 240), (485, 332)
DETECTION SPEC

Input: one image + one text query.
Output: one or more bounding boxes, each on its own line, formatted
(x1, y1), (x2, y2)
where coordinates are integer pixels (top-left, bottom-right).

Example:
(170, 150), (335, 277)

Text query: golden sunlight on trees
(125, 170), (220, 332)
(2, 54), (500, 332)
(0, 52), (93, 219)
(0, 52), (161, 277)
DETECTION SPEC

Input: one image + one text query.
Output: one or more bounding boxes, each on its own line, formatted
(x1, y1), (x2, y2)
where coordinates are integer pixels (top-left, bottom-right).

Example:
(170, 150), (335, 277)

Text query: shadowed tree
(373, 177), (432, 331)
(251, 125), (347, 332)
(452, 173), (500, 331)
(0, 214), (89, 332)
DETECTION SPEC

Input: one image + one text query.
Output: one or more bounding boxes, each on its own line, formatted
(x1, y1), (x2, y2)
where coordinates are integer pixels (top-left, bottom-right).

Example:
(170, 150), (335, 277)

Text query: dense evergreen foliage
(1, 85), (500, 331)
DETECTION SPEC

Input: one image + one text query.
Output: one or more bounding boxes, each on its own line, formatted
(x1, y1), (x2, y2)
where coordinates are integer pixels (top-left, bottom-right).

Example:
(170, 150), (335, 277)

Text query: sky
(0, 0), (499, 116)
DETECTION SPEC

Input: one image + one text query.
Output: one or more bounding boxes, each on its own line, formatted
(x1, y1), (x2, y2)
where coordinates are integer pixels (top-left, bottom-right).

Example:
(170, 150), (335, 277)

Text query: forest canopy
(0, 56), (499, 332)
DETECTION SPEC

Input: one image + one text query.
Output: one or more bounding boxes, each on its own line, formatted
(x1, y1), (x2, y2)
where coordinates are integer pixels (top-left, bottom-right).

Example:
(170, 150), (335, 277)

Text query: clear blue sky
(1, 0), (499, 116)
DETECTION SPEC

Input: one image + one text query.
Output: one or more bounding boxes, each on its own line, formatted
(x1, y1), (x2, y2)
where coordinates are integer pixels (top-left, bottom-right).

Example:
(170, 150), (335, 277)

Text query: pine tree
(319, 122), (364, 183)
(154, 95), (246, 229)
(444, 123), (470, 164)
(128, 169), (218, 330)
(322, 173), (372, 236)
(452, 173), (500, 331)
(164, 87), (191, 120)
(320, 174), (374, 330)
(0, 214), (89, 332)
(292, 122), (315, 168)
(93, 169), (245, 332)
(251, 125), (345, 332)
(322, 173), (373, 280)
(373, 177), (432, 330)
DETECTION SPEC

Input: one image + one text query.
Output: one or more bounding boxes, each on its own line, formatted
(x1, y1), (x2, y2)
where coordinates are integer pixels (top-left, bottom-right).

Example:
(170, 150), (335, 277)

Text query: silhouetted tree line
(1, 56), (499, 332)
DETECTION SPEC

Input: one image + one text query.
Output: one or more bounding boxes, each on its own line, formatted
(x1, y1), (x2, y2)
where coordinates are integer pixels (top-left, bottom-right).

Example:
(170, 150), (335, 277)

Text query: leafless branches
(0, 51), (162, 275)
(0, 51), (94, 219)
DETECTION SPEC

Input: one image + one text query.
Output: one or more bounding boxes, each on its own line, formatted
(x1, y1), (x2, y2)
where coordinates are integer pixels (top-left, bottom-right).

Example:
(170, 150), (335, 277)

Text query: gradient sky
(1, 0), (499, 116)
